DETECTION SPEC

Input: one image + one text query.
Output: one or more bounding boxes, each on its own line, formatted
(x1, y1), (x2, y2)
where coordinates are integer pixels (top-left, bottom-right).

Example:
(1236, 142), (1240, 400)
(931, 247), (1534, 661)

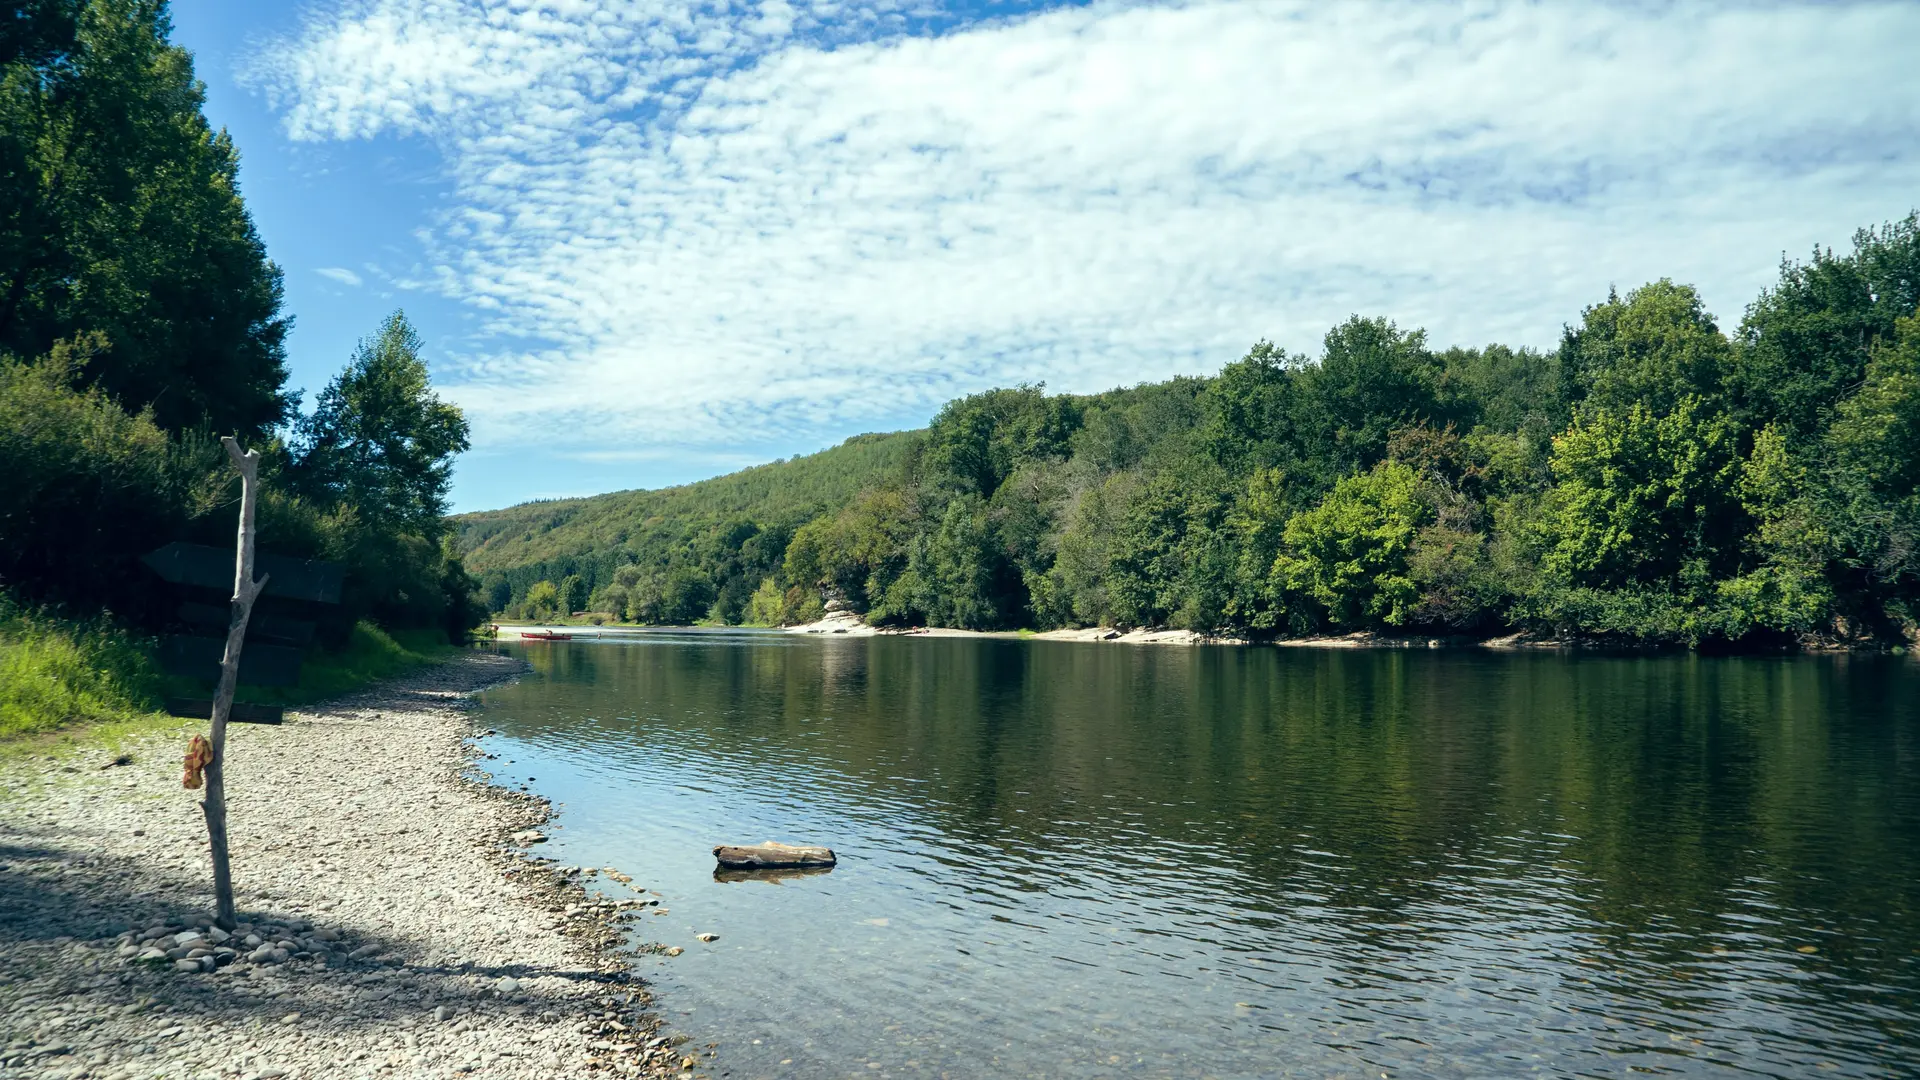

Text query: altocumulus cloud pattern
(253, 0), (1920, 459)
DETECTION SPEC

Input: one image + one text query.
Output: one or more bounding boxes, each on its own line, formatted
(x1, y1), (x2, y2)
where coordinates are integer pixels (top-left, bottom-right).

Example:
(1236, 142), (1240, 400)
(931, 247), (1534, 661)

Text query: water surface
(476, 632), (1920, 1079)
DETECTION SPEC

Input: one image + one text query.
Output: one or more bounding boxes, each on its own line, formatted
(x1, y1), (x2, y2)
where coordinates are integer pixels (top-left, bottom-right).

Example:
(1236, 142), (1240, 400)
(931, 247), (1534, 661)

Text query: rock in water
(712, 841), (836, 870)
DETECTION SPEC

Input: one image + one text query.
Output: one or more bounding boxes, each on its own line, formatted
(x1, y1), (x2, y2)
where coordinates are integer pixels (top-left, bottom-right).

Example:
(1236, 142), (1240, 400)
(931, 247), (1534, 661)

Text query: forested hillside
(457, 431), (916, 625)
(468, 213), (1920, 648)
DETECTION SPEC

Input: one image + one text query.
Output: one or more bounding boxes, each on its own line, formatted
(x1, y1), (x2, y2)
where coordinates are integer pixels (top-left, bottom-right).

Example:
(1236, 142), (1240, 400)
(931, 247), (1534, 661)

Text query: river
(477, 631), (1920, 1079)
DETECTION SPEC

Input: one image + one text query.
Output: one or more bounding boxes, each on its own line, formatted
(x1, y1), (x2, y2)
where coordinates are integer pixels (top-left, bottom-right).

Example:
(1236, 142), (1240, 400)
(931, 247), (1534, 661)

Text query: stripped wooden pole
(202, 436), (269, 931)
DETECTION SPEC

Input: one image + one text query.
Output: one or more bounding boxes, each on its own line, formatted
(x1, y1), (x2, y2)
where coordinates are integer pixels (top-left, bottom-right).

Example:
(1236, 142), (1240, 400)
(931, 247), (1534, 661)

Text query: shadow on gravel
(0, 841), (67, 864)
(0, 833), (218, 946)
(0, 827), (628, 1034)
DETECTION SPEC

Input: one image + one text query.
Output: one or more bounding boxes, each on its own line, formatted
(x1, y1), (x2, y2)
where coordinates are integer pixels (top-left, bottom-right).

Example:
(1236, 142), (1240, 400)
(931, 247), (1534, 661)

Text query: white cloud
(315, 266), (364, 287)
(256, 0), (1920, 458)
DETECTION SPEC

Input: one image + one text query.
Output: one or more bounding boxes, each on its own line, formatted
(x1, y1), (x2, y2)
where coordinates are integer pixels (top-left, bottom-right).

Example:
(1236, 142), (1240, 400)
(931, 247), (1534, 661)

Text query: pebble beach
(0, 652), (688, 1080)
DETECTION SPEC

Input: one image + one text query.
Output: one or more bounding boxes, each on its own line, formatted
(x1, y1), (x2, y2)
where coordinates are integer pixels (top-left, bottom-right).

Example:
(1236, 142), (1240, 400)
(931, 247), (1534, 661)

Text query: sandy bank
(493, 615), (1558, 650)
(784, 616), (1577, 649)
(782, 610), (1240, 643)
(0, 652), (688, 1080)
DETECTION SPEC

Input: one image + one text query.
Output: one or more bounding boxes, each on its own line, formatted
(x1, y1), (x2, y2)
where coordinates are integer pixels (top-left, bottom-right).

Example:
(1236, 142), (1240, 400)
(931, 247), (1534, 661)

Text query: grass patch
(5, 589), (461, 752)
(0, 597), (165, 741)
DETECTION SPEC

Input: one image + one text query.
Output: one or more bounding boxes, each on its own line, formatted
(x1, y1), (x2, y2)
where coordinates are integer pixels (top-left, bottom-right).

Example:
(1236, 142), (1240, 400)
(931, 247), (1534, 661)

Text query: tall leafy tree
(1196, 340), (1302, 474)
(918, 385), (1081, 499)
(1731, 214), (1920, 437)
(1540, 397), (1746, 600)
(1825, 310), (1920, 596)
(1298, 316), (1442, 479)
(1273, 461), (1433, 629)
(559, 574), (587, 615)
(0, 0), (289, 437)
(291, 311), (470, 539)
(0, 334), (220, 613)
(1432, 343), (1568, 437)
(1713, 424), (1831, 638)
(905, 495), (1006, 630)
(1559, 280), (1731, 418)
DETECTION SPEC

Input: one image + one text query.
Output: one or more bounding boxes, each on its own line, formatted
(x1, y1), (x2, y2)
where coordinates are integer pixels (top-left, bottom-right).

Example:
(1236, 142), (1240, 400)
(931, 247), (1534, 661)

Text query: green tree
(658, 567), (716, 625)
(437, 546), (484, 642)
(1196, 341), (1302, 474)
(744, 577), (787, 626)
(485, 576), (513, 613)
(1711, 424), (1832, 637)
(588, 582), (625, 617)
(0, 335), (220, 613)
(1560, 281), (1731, 418)
(1273, 461), (1433, 629)
(782, 489), (914, 612)
(1226, 467), (1295, 630)
(523, 580), (560, 620)
(1070, 378), (1206, 475)
(907, 495), (1005, 630)
(1825, 309), (1920, 598)
(1405, 522), (1504, 629)
(291, 311), (470, 538)
(1104, 477), (1192, 629)
(1386, 425), (1510, 629)
(918, 385), (1080, 498)
(559, 574), (587, 615)
(1432, 343), (1568, 438)
(1298, 316), (1442, 479)
(1732, 214), (1920, 437)
(0, 0), (291, 437)
(591, 563), (639, 620)
(1541, 397), (1744, 591)
(1101, 469), (1235, 630)
(1046, 472), (1131, 628)
(989, 461), (1078, 629)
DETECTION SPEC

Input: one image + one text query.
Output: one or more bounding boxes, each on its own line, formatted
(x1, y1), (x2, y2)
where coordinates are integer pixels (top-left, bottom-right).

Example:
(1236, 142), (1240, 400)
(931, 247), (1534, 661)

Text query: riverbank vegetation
(0, 596), (161, 740)
(462, 213), (1920, 648)
(0, 1), (480, 736)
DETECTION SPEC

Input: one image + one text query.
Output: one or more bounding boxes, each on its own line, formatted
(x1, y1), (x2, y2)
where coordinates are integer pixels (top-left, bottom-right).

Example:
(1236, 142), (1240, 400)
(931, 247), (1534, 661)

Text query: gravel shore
(0, 652), (687, 1080)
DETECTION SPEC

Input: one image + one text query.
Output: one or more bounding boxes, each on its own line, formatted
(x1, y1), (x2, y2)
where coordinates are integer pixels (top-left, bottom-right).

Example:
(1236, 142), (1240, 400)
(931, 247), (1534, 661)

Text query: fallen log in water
(714, 864), (835, 885)
(713, 841), (837, 870)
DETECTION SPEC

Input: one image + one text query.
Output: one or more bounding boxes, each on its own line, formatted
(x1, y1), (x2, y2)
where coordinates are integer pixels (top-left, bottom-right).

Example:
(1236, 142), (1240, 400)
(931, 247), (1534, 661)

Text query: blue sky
(171, 0), (1920, 513)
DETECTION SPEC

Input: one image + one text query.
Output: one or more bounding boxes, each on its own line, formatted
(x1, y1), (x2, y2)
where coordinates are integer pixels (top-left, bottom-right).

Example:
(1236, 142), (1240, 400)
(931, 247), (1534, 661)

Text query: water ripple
(476, 636), (1920, 1080)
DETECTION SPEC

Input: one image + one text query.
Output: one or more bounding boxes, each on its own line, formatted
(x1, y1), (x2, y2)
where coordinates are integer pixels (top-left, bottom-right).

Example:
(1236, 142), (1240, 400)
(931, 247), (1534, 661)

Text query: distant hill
(453, 430), (919, 615)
